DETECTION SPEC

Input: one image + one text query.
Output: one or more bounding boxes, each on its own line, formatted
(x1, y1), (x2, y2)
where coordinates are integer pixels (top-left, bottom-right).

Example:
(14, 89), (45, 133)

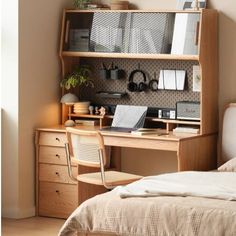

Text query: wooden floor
(2, 217), (66, 236)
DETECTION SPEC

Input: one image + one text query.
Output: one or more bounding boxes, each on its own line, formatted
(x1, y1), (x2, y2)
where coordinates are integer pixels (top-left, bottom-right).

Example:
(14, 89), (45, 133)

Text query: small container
(110, 69), (125, 80)
(110, 0), (129, 10)
(99, 69), (110, 79)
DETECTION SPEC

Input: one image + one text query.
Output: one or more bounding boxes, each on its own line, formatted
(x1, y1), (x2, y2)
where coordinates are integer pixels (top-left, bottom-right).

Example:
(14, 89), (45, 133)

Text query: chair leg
(65, 143), (78, 182)
(98, 149), (114, 190)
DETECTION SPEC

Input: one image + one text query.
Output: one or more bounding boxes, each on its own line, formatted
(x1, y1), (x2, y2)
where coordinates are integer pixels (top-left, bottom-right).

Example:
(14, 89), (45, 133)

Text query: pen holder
(110, 69), (125, 80)
(99, 69), (110, 79)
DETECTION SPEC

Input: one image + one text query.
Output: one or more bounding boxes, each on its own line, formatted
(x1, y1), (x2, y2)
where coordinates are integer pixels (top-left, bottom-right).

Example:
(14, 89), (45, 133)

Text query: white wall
(1, 0), (19, 218)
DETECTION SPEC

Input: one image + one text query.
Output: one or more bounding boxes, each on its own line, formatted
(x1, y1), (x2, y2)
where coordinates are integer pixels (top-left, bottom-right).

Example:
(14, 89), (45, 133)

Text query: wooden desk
(35, 125), (217, 218)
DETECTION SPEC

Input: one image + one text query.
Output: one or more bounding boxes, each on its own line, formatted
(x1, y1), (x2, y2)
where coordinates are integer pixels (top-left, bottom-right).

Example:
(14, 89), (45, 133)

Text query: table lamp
(60, 93), (79, 127)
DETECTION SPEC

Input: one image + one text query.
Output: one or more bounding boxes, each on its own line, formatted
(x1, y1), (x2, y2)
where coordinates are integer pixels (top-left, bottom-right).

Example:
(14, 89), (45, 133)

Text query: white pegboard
(80, 58), (200, 109)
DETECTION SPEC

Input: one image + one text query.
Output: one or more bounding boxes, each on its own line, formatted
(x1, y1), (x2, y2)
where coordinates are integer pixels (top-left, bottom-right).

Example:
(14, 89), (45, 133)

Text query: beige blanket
(117, 171), (236, 200)
(59, 190), (236, 236)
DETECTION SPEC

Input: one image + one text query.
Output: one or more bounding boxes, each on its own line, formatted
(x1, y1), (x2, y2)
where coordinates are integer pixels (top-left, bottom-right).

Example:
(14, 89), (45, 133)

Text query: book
(131, 128), (162, 136)
(75, 119), (99, 126)
(173, 127), (199, 134)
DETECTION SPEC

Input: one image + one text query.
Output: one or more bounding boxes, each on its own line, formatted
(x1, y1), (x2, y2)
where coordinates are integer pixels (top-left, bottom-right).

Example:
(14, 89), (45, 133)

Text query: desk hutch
(35, 9), (218, 218)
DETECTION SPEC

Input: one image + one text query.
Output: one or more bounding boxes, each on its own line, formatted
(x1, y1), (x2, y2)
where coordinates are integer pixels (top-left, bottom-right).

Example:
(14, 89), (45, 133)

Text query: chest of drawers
(35, 128), (78, 219)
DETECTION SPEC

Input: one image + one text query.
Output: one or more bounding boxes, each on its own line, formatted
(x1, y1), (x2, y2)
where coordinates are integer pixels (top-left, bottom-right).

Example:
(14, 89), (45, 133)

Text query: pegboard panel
(80, 58), (200, 109)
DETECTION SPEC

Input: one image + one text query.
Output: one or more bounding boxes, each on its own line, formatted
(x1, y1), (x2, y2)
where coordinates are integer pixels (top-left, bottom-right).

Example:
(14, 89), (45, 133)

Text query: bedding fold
(115, 171), (236, 200)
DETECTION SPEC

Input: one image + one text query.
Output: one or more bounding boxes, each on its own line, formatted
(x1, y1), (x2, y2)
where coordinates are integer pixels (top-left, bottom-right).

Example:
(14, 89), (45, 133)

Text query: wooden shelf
(150, 118), (201, 125)
(62, 51), (199, 61)
(70, 114), (200, 126)
(65, 9), (202, 14)
(70, 114), (104, 119)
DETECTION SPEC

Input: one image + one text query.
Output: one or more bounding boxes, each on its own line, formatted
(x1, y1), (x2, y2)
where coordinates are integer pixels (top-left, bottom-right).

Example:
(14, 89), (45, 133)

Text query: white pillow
(218, 157), (236, 172)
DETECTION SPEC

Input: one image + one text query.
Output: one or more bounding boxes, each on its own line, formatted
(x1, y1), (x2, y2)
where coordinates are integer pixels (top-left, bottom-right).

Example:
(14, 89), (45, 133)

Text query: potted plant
(73, 0), (91, 9)
(60, 64), (93, 91)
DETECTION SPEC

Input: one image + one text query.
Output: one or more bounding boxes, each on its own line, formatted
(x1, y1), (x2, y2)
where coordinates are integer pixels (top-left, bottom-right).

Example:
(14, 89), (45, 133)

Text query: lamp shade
(60, 93), (79, 104)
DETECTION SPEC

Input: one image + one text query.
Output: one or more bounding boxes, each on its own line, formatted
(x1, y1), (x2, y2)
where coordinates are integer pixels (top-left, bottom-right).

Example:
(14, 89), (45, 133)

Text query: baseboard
(2, 206), (36, 219)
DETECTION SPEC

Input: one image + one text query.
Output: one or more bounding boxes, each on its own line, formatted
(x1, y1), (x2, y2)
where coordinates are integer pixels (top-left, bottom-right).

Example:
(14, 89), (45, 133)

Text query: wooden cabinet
(35, 128), (78, 219)
(59, 9), (218, 136)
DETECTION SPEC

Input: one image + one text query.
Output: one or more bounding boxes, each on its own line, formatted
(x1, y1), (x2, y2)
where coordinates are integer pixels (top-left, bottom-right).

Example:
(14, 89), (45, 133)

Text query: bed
(58, 104), (236, 236)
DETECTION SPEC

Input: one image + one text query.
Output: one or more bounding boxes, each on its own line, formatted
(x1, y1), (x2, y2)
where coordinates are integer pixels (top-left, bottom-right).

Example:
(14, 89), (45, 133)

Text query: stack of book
(131, 128), (163, 136)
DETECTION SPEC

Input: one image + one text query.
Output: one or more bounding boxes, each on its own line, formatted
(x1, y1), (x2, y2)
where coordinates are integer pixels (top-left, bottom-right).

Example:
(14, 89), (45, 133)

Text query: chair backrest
(222, 103), (236, 162)
(66, 128), (108, 168)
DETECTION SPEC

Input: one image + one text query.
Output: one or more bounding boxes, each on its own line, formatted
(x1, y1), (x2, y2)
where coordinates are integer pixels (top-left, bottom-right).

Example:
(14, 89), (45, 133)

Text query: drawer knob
(56, 190), (60, 194)
(56, 137), (60, 142)
(55, 172), (59, 176)
(56, 154), (60, 158)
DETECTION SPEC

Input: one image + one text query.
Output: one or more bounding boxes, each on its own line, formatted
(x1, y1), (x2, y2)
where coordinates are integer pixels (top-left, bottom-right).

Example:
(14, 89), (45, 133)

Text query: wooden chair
(65, 127), (142, 189)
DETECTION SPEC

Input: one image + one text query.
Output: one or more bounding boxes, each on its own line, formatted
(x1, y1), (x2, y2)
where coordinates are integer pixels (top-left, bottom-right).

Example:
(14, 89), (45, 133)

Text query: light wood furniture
(35, 129), (78, 218)
(65, 128), (142, 189)
(35, 125), (217, 218)
(34, 8), (218, 219)
(59, 9), (218, 137)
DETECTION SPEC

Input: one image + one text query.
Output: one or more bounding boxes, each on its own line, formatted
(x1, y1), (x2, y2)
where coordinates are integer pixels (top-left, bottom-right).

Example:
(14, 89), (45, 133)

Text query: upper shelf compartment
(60, 10), (201, 60)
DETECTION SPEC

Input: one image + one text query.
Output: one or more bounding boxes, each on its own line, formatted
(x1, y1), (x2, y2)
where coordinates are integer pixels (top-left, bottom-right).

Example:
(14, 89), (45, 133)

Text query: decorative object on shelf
(110, 0), (129, 10)
(69, 29), (90, 51)
(171, 13), (200, 55)
(73, 101), (91, 114)
(73, 0), (91, 9)
(60, 64), (93, 90)
(158, 69), (186, 91)
(60, 93), (79, 127)
(95, 106), (99, 115)
(99, 106), (106, 116)
(176, 0), (206, 10)
(88, 105), (94, 115)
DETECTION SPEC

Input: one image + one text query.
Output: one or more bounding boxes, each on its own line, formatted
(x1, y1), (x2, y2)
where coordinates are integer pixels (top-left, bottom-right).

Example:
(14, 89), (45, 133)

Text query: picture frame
(176, 0), (207, 10)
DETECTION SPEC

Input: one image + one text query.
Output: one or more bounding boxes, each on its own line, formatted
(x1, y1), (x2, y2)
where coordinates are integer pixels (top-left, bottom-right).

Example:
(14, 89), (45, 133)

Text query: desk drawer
(39, 182), (78, 218)
(39, 132), (67, 147)
(39, 146), (77, 166)
(39, 164), (77, 184)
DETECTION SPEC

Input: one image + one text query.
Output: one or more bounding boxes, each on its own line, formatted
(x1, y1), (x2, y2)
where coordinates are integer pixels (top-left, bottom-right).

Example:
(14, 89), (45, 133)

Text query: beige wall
(2, 0), (236, 218)
(2, 0), (72, 218)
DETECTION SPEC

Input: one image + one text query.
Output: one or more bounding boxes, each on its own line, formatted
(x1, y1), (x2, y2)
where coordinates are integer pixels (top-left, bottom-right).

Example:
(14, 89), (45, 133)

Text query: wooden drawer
(39, 146), (77, 166)
(39, 132), (67, 147)
(39, 163), (77, 184)
(39, 182), (78, 218)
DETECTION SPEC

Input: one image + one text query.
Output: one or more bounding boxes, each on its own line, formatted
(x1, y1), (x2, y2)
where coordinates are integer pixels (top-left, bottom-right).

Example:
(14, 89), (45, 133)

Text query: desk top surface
(36, 125), (200, 142)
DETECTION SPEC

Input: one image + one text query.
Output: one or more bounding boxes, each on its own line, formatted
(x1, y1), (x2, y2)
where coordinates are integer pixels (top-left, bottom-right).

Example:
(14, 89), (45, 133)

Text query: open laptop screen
(111, 105), (148, 129)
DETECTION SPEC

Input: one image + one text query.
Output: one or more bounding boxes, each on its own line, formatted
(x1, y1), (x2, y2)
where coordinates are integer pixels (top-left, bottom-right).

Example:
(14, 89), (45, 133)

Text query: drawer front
(39, 182), (78, 218)
(39, 132), (67, 147)
(39, 164), (77, 184)
(39, 146), (76, 166)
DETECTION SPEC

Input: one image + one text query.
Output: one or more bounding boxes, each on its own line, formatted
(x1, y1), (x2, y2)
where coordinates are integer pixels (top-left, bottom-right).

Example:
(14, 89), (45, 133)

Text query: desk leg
(178, 134), (217, 171)
(110, 146), (121, 171)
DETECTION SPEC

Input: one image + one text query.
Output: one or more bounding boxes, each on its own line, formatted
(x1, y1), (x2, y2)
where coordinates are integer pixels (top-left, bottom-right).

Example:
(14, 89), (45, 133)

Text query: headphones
(127, 69), (148, 92)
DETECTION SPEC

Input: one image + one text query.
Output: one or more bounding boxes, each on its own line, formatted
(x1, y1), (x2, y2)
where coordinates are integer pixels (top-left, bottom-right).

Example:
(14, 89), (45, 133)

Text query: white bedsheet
(115, 171), (236, 200)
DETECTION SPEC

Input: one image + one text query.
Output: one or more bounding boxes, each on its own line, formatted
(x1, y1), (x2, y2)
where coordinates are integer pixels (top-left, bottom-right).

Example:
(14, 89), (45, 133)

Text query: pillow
(218, 157), (236, 172)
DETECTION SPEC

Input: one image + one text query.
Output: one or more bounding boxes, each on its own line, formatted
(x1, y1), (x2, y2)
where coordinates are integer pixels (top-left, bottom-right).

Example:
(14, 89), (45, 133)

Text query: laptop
(101, 105), (148, 133)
